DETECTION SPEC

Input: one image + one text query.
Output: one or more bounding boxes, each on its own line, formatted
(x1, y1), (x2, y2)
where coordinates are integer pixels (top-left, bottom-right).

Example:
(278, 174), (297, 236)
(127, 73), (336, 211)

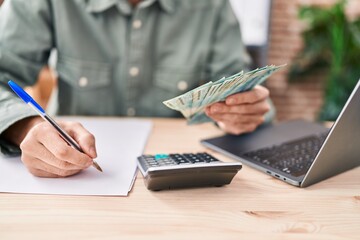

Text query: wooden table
(0, 118), (359, 240)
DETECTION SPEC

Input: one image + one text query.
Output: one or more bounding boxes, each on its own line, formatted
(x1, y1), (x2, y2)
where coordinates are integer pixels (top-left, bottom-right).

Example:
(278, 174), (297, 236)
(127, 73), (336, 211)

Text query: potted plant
(289, 0), (360, 121)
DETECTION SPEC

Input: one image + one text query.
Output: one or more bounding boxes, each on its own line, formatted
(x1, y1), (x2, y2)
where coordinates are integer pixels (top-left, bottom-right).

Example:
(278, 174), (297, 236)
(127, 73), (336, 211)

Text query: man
(0, 0), (272, 177)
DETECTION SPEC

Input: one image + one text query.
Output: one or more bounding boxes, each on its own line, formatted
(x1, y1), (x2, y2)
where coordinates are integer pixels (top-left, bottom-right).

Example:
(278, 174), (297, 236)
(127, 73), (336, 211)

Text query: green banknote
(163, 64), (286, 125)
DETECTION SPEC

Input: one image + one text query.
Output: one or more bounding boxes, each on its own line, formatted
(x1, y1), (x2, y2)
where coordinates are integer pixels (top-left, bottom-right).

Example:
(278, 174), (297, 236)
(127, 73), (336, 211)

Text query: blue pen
(8, 80), (103, 172)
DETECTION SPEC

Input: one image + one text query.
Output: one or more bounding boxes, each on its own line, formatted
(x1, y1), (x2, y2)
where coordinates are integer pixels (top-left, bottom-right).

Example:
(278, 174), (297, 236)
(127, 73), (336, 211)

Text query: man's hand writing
(19, 121), (97, 177)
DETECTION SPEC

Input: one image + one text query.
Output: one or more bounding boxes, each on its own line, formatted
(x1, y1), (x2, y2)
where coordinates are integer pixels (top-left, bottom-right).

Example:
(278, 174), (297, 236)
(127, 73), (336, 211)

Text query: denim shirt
(0, 0), (250, 135)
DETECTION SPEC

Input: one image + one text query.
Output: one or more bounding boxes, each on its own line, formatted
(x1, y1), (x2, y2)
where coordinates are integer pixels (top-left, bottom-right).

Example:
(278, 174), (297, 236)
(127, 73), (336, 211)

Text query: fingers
(205, 106), (265, 135)
(30, 125), (93, 168)
(207, 100), (270, 115)
(60, 121), (97, 158)
(225, 85), (269, 105)
(207, 111), (265, 125)
(21, 139), (86, 171)
(19, 121), (94, 178)
(205, 86), (271, 135)
(27, 167), (60, 178)
(23, 153), (81, 178)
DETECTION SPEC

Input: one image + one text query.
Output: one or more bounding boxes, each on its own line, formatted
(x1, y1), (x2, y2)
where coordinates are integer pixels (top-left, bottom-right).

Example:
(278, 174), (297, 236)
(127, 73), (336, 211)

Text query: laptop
(201, 79), (360, 187)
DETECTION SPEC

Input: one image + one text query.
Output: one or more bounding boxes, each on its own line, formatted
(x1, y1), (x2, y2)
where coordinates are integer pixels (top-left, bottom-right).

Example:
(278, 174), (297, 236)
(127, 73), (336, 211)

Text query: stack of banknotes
(163, 64), (285, 125)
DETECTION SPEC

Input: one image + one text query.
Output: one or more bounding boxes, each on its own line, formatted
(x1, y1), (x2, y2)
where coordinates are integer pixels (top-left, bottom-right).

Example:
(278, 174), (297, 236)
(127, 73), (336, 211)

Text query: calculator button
(140, 153), (221, 168)
(176, 159), (191, 164)
(207, 157), (219, 162)
(193, 158), (205, 163)
(170, 155), (186, 161)
(155, 154), (169, 160)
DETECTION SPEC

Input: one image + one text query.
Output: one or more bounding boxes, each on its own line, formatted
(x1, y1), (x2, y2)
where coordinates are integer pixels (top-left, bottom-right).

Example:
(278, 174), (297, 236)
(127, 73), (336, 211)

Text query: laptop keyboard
(243, 133), (328, 177)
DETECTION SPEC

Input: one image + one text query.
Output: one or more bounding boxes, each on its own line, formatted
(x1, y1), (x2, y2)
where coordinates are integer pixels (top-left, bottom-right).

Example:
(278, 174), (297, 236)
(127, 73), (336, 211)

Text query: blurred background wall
(267, 0), (360, 121)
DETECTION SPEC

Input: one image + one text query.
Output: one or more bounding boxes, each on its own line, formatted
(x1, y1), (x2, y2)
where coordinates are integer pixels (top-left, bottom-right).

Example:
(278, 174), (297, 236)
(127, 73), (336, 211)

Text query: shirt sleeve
(0, 0), (53, 136)
(205, 0), (251, 82)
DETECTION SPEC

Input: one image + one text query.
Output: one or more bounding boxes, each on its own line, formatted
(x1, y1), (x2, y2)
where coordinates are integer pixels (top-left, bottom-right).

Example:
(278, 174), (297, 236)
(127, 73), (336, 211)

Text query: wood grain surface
(0, 118), (359, 240)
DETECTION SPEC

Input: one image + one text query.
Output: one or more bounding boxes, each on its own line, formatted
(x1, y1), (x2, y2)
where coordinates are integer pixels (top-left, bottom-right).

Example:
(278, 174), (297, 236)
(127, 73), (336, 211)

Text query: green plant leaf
(289, 0), (360, 121)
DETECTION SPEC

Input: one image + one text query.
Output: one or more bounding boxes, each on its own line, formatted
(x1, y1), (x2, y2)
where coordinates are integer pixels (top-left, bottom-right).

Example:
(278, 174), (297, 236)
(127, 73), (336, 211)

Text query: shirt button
(133, 20), (142, 29)
(177, 81), (188, 91)
(79, 77), (88, 87)
(129, 67), (139, 77)
(127, 107), (136, 116)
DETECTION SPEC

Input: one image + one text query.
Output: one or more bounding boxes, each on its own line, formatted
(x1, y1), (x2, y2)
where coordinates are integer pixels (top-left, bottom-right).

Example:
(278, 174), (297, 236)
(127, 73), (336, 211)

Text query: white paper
(0, 118), (152, 196)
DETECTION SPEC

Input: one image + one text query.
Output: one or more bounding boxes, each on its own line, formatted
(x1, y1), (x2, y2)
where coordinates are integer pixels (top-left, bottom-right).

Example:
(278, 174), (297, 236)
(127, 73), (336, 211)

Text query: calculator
(137, 152), (242, 191)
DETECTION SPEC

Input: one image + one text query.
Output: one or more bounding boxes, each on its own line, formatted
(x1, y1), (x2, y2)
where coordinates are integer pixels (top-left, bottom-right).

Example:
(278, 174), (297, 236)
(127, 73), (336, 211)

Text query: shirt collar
(85, 0), (175, 15)
(141, 0), (175, 14)
(85, 0), (122, 13)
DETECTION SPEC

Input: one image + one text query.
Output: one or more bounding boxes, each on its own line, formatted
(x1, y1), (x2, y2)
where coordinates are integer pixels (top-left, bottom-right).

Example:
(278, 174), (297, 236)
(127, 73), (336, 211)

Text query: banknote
(163, 64), (285, 125)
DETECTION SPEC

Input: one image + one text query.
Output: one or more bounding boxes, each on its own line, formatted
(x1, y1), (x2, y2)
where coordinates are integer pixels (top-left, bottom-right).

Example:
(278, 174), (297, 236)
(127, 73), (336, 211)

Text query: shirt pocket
(141, 66), (203, 117)
(56, 55), (115, 115)
(154, 66), (203, 93)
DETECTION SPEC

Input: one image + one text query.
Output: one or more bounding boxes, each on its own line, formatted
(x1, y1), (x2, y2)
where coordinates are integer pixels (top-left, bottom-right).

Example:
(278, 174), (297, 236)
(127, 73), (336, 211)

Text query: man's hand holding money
(163, 65), (285, 133)
(205, 85), (270, 135)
